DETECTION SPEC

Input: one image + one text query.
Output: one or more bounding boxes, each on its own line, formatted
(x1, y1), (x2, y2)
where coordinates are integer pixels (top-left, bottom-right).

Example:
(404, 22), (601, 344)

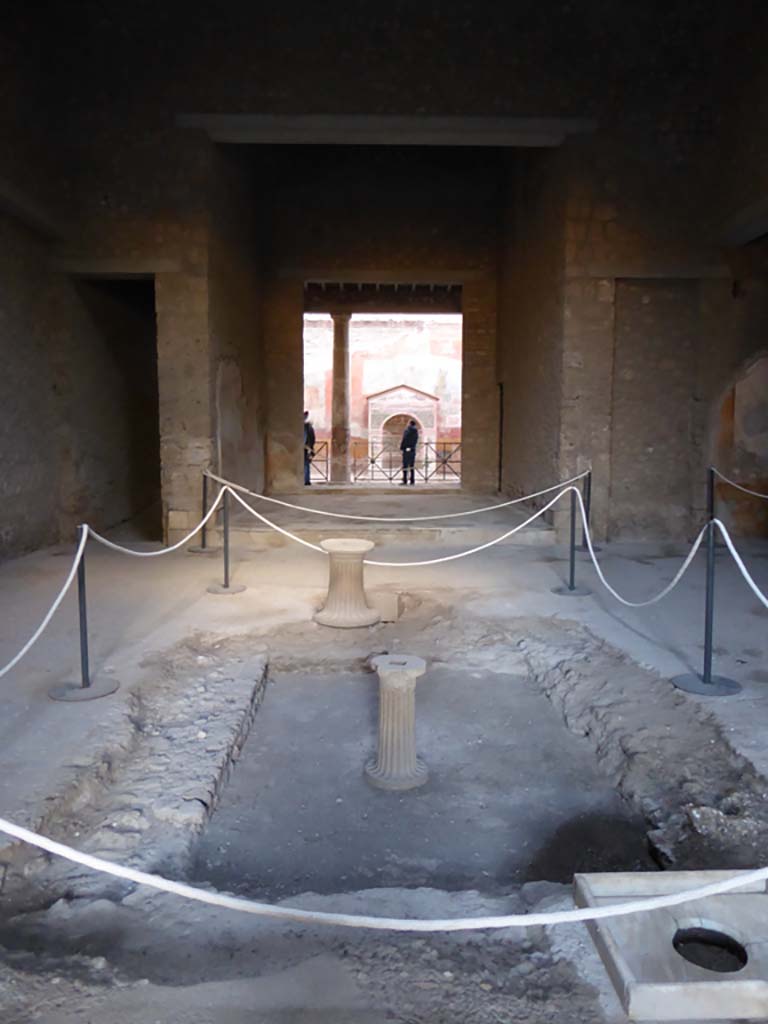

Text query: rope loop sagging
(3, 481), (766, 689)
(712, 468), (768, 502)
(88, 488), (226, 557)
(1, 813), (768, 931)
(206, 469), (590, 523)
(714, 519), (768, 609)
(227, 481), (713, 603)
(0, 526), (89, 679)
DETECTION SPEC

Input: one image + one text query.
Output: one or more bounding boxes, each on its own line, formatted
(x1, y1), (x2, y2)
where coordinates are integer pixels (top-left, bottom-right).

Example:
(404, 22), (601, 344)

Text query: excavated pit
(2, 609), (767, 1022)
(189, 666), (655, 898)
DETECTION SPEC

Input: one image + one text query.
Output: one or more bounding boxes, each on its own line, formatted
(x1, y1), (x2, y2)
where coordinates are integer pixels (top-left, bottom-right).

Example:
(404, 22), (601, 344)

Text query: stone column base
(314, 539), (381, 628)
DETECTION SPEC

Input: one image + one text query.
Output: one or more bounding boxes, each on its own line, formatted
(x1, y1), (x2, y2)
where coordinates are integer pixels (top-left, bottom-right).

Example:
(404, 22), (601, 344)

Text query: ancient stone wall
(556, 120), (726, 539)
(608, 280), (698, 539)
(3, 1), (765, 540)
(208, 150), (264, 492)
(0, 213), (160, 558)
(498, 149), (567, 507)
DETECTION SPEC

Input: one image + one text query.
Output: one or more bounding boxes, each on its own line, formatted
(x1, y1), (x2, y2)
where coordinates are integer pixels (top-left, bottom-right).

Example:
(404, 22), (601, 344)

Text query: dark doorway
(76, 278), (162, 539)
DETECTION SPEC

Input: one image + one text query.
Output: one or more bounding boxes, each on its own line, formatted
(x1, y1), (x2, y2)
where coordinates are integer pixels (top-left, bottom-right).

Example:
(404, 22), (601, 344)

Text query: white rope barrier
(228, 484), (566, 567)
(577, 492), (709, 608)
(713, 468), (768, 502)
(0, 527), (89, 679)
(227, 489), (326, 553)
(715, 519), (768, 609)
(1, 484), (767, 931)
(88, 489), (226, 558)
(364, 493), (567, 566)
(0, 814), (766, 931)
(206, 469), (590, 522)
(228, 482), (712, 600)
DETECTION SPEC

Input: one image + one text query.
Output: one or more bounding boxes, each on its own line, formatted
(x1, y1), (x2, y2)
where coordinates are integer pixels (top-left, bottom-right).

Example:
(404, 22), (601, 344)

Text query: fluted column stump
(314, 539), (381, 628)
(365, 654), (428, 791)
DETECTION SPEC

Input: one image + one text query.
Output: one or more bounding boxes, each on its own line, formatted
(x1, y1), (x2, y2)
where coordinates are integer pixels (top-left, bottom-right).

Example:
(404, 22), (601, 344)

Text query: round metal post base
(188, 545), (221, 555)
(364, 756), (429, 791)
(206, 583), (247, 595)
(671, 673), (742, 696)
(49, 678), (120, 702)
(551, 584), (593, 597)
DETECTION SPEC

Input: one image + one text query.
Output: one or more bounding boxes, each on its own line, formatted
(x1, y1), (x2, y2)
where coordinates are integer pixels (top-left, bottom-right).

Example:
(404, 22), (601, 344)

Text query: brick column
(331, 312), (351, 483)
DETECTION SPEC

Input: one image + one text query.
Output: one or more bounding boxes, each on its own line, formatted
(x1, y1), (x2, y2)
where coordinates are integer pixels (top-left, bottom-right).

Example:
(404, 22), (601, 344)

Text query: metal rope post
(672, 469), (740, 696)
(207, 488), (246, 595)
(580, 470), (591, 550)
(581, 468), (606, 552)
(553, 487), (591, 596)
(49, 526), (120, 702)
(77, 540), (90, 688)
(579, 469), (601, 553)
(201, 474), (208, 550)
(223, 488), (230, 588)
(189, 473), (219, 554)
(568, 487), (576, 590)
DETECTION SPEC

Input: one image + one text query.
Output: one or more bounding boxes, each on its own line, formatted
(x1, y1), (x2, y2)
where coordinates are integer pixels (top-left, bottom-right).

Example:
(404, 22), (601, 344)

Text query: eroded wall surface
(498, 150), (567, 507)
(0, 215), (160, 557)
(3, 2), (768, 543)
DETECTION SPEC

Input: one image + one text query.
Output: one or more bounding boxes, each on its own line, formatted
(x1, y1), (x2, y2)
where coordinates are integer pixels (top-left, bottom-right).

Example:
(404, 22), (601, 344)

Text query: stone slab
(368, 590), (404, 622)
(575, 871), (768, 1020)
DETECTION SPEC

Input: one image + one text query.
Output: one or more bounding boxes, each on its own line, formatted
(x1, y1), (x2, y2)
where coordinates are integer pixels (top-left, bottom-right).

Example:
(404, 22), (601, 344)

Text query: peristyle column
(330, 311), (351, 483)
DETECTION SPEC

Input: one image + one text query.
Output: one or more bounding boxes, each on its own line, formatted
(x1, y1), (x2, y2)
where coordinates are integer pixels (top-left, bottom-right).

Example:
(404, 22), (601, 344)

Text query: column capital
(331, 311), (352, 324)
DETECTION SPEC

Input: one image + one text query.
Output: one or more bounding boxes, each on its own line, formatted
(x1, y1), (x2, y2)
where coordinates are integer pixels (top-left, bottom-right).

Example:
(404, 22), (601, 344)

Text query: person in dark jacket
(400, 419), (419, 486)
(303, 411), (316, 485)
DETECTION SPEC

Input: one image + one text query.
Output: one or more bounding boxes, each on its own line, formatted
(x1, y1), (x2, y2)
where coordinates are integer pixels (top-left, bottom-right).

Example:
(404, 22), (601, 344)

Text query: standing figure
(400, 419), (419, 486)
(303, 410), (316, 486)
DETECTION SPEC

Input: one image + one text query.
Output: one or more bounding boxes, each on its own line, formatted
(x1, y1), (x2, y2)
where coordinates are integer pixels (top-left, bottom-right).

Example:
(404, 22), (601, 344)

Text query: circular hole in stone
(673, 927), (748, 973)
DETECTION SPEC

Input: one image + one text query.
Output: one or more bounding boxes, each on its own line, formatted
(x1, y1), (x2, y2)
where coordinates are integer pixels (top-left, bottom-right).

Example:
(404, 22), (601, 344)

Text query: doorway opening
(302, 300), (462, 486)
(76, 278), (162, 539)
